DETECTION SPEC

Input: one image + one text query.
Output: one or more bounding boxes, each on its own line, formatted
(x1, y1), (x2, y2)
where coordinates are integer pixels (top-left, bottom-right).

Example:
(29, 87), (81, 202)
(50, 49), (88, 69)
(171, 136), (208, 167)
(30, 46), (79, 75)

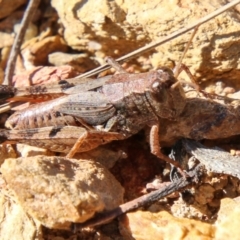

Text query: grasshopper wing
(63, 75), (112, 94)
(4, 75), (112, 102)
(58, 91), (116, 125)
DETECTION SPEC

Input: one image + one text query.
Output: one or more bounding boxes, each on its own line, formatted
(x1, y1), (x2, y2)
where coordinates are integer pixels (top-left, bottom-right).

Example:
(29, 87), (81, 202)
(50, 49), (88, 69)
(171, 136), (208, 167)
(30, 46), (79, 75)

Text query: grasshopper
(2, 1), (240, 174)
(0, 64), (187, 172)
(2, 62), (240, 167)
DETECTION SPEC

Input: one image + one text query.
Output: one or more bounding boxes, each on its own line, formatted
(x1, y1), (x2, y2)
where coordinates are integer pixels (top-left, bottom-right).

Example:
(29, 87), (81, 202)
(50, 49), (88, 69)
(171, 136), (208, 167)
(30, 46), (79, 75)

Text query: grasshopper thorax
(146, 67), (186, 119)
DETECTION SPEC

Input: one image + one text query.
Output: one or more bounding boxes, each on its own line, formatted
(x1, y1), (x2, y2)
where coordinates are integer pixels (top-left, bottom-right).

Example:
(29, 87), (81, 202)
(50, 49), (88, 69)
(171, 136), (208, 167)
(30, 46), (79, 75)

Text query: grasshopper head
(146, 67), (186, 119)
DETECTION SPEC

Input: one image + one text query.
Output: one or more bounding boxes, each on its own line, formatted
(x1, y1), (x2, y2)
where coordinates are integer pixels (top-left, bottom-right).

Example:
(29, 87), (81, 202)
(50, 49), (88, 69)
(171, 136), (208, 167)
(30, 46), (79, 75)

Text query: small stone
(209, 176), (228, 191)
(16, 144), (54, 158)
(223, 86), (235, 95)
(171, 198), (211, 220)
(21, 35), (68, 68)
(1, 156), (124, 229)
(48, 52), (97, 73)
(195, 184), (215, 205)
(119, 210), (215, 240)
(0, 144), (17, 166)
(73, 147), (125, 169)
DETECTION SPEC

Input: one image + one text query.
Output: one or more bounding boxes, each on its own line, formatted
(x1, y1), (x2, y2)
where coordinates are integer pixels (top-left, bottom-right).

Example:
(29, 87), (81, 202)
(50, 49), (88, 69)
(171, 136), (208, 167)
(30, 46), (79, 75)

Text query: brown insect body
(2, 68), (186, 152)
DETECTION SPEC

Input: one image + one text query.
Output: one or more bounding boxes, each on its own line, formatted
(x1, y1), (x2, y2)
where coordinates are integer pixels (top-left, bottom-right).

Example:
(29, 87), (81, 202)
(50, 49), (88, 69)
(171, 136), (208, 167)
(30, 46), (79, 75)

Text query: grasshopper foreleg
(150, 124), (186, 177)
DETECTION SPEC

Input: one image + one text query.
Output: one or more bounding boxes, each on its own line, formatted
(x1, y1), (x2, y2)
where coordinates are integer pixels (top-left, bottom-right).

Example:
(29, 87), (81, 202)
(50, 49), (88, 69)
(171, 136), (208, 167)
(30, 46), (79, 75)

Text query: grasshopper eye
(152, 81), (162, 93)
(151, 80), (166, 102)
(157, 67), (174, 76)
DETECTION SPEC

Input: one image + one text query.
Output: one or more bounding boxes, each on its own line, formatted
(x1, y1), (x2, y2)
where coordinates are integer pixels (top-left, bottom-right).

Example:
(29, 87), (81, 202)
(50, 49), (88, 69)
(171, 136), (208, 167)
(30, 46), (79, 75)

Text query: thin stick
(78, 0), (240, 78)
(72, 165), (202, 230)
(3, 0), (41, 86)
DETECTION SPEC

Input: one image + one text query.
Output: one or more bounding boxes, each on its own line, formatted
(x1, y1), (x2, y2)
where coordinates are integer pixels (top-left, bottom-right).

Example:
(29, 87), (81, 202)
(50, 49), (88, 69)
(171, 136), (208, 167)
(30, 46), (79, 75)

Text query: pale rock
(16, 144), (54, 158)
(51, 0), (140, 62)
(119, 210), (215, 240)
(215, 197), (240, 240)
(0, 189), (43, 240)
(1, 156), (124, 229)
(171, 198), (211, 220)
(0, 144), (17, 166)
(0, 0), (27, 19)
(51, 0), (240, 84)
(0, 32), (14, 48)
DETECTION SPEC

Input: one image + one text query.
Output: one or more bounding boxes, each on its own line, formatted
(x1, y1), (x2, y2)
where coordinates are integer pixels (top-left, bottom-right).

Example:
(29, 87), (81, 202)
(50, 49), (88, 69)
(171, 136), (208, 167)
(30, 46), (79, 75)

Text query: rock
(51, 0), (240, 85)
(0, 11), (24, 32)
(73, 147), (126, 169)
(0, 144), (17, 166)
(119, 210), (215, 240)
(21, 35), (68, 68)
(51, 0), (149, 63)
(0, 32), (14, 48)
(0, 0), (27, 19)
(13, 65), (79, 87)
(1, 156), (124, 229)
(171, 198), (211, 220)
(194, 183), (215, 205)
(16, 144), (54, 158)
(48, 52), (98, 73)
(209, 175), (228, 191)
(215, 197), (240, 240)
(0, 186), (43, 240)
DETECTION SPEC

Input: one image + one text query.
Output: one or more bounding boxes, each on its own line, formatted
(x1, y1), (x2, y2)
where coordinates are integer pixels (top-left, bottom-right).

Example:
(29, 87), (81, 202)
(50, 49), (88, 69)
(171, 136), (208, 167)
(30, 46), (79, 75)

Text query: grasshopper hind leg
(66, 129), (125, 159)
(66, 131), (89, 158)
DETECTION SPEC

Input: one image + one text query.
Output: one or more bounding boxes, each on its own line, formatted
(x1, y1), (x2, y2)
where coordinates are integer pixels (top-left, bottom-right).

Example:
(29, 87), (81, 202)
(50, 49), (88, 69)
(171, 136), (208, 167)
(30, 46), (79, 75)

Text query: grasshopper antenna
(171, 26), (201, 91)
(173, 26), (199, 78)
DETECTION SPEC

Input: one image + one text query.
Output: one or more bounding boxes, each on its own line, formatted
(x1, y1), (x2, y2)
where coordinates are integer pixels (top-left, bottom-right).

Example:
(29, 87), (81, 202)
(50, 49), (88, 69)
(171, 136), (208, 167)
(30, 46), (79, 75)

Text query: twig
(72, 164), (203, 231)
(3, 0), (41, 86)
(78, 0), (240, 78)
